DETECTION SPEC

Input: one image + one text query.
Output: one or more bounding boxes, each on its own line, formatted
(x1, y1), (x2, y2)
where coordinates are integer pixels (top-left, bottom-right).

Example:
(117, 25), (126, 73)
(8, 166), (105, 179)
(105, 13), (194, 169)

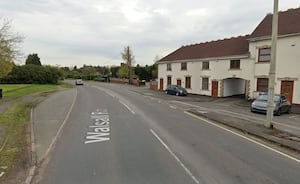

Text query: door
(177, 79), (181, 86)
(159, 78), (164, 91)
(281, 81), (294, 103)
(212, 81), (218, 97)
(167, 76), (172, 86)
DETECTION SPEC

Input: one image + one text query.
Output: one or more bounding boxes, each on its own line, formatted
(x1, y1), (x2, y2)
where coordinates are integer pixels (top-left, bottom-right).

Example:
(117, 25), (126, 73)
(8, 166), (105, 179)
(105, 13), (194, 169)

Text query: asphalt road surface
(35, 82), (300, 184)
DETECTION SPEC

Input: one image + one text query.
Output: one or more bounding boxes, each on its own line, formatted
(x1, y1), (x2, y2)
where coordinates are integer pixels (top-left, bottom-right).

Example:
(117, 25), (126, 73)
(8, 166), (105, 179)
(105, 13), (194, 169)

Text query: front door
(212, 81), (218, 97)
(177, 79), (181, 86)
(281, 81), (294, 103)
(159, 78), (164, 91)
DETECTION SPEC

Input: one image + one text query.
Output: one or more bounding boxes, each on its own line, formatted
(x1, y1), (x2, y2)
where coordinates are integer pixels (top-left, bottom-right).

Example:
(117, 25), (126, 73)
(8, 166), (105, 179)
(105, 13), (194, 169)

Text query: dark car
(250, 93), (291, 116)
(165, 85), (187, 96)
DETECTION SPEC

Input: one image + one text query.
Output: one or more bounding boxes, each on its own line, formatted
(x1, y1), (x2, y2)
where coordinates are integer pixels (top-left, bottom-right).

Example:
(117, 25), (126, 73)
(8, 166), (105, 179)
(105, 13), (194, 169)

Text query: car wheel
(176, 92), (179, 96)
(165, 90), (168, 94)
(275, 108), (281, 116)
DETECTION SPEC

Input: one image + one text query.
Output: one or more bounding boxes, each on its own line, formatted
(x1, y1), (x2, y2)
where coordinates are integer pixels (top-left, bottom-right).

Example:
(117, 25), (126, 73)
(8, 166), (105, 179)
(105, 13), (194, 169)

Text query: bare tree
(121, 46), (135, 84)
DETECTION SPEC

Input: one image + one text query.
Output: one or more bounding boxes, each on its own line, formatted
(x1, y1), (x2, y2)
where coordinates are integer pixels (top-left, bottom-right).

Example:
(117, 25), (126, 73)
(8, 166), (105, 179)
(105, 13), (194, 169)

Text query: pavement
(33, 88), (77, 163)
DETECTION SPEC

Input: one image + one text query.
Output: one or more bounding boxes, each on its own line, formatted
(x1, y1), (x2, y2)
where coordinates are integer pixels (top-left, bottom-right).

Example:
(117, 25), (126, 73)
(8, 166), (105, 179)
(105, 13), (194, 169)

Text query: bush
(94, 78), (107, 82)
(0, 65), (63, 84)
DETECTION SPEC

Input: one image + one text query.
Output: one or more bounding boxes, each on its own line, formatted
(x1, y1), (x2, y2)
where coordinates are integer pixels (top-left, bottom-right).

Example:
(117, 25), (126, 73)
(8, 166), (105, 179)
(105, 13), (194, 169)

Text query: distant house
(157, 8), (300, 104)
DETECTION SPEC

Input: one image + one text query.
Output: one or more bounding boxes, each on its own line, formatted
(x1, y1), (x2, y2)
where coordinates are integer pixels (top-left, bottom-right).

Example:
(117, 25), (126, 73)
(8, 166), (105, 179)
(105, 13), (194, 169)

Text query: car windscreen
(257, 94), (280, 102)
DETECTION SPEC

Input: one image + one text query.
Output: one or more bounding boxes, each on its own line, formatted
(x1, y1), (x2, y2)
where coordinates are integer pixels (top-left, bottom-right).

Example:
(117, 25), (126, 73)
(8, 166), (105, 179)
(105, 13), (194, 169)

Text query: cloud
(1, 0), (300, 67)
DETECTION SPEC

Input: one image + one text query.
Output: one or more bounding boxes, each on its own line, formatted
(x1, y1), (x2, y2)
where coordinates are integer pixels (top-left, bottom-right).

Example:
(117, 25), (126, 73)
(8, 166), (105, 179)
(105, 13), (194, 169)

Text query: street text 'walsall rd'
(85, 109), (110, 144)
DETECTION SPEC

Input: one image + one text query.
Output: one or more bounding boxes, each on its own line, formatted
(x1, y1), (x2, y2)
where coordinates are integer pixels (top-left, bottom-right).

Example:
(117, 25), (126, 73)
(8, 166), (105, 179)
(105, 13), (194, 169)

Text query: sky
(1, 0), (299, 68)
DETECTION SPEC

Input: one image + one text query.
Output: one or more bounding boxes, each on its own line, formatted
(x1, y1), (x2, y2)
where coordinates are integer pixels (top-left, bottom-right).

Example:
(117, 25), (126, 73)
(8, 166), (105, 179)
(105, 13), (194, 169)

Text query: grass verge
(58, 81), (74, 89)
(0, 102), (32, 177)
(0, 84), (58, 100)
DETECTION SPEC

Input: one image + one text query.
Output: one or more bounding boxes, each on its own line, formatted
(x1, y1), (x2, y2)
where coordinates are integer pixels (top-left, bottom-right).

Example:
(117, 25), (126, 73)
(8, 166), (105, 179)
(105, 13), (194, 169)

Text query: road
(35, 82), (300, 184)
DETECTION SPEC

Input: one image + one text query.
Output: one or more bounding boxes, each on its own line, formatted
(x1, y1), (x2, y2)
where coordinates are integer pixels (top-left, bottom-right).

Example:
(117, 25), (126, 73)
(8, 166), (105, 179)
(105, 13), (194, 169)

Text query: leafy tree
(151, 64), (158, 79)
(121, 46), (135, 83)
(25, 53), (42, 66)
(110, 66), (120, 78)
(0, 65), (62, 84)
(117, 64), (129, 78)
(81, 65), (97, 80)
(0, 60), (14, 78)
(0, 18), (23, 64)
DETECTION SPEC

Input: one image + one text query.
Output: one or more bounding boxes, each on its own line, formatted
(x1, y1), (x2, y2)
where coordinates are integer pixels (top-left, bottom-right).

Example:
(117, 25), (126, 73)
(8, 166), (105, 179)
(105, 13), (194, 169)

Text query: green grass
(0, 102), (32, 174)
(0, 84), (58, 101)
(58, 81), (74, 89)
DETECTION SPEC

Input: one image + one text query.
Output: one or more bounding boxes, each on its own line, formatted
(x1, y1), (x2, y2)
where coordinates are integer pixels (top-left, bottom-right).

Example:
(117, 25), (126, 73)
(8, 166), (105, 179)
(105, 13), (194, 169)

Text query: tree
(0, 18), (23, 64)
(110, 66), (120, 78)
(117, 64), (128, 78)
(0, 60), (14, 78)
(25, 53), (42, 66)
(81, 65), (97, 80)
(121, 46), (135, 84)
(0, 65), (62, 84)
(0, 18), (23, 78)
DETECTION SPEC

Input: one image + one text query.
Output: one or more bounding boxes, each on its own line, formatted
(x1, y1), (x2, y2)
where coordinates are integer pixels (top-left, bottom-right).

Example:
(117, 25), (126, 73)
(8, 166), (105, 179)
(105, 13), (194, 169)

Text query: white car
(75, 79), (84, 85)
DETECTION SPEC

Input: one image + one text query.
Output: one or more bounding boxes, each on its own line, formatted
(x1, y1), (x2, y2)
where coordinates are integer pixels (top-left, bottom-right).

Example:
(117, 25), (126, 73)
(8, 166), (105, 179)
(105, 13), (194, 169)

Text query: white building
(157, 8), (300, 104)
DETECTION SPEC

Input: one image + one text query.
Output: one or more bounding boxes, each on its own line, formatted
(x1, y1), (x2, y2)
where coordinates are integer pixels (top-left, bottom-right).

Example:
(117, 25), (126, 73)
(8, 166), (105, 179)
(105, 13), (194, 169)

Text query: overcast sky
(1, 0), (299, 67)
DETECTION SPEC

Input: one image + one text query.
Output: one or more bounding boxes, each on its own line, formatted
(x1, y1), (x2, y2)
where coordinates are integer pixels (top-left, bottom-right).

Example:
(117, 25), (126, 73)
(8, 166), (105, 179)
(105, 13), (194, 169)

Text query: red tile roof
(250, 7), (300, 39)
(158, 35), (250, 62)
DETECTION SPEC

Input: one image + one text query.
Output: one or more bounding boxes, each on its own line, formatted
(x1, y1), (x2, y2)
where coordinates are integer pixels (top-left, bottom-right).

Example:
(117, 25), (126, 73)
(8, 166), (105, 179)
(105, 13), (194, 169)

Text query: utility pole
(265, 0), (279, 128)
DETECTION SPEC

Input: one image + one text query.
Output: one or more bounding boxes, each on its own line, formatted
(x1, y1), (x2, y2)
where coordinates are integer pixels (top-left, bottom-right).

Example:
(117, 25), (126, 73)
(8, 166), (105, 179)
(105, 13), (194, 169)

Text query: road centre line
(150, 129), (200, 184)
(184, 111), (300, 163)
(169, 105), (177, 109)
(119, 100), (135, 114)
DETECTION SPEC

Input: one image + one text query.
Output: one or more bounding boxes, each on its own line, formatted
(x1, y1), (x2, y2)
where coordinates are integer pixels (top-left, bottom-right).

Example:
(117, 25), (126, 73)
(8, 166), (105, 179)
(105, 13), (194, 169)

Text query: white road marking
(184, 111), (300, 163)
(0, 172), (5, 177)
(119, 100), (135, 114)
(171, 100), (202, 108)
(288, 115), (299, 119)
(169, 105), (177, 109)
(150, 129), (200, 184)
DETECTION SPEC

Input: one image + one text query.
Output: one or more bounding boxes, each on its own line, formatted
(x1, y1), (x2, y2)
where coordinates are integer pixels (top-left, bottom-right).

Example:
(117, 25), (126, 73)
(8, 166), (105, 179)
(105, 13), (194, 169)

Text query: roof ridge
(266, 6), (300, 16)
(182, 34), (250, 48)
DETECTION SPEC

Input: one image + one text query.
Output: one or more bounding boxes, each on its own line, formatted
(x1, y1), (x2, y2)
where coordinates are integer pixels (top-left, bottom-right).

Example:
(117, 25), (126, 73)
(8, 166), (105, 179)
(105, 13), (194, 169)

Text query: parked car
(165, 85), (187, 96)
(75, 79), (84, 85)
(250, 93), (291, 116)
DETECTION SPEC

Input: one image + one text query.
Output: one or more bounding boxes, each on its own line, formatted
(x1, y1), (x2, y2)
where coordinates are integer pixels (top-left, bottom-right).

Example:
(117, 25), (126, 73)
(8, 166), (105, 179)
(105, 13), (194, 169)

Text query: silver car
(75, 79), (84, 85)
(250, 93), (291, 116)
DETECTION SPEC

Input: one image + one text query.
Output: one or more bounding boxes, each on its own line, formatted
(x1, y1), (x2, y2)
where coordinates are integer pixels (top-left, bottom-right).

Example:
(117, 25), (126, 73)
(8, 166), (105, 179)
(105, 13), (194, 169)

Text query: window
(181, 62), (187, 70)
(202, 61), (209, 70)
(230, 60), (240, 69)
(257, 78), (269, 92)
(167, 76), (172, 85)
(185, 76), (191, 88)
(167, 63), (172, 71)
(202, 77), (209, 90)
(258, 47), (271, 62)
